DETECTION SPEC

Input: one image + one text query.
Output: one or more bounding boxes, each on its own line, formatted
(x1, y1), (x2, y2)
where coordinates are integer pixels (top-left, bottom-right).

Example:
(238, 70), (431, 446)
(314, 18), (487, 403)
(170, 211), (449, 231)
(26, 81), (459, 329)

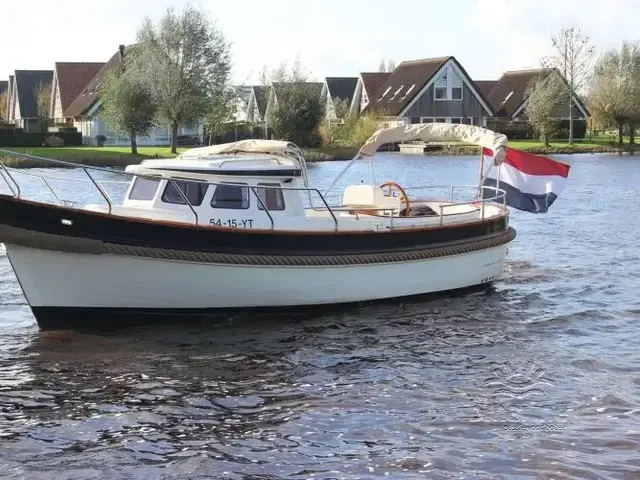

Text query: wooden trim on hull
(30, 283), (496, 331)
(0, 195), (509, 256)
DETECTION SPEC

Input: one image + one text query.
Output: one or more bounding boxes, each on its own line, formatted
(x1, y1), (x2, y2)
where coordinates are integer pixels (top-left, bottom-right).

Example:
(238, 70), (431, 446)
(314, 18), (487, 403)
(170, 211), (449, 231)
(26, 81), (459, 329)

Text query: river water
(0, 153), (638, 479)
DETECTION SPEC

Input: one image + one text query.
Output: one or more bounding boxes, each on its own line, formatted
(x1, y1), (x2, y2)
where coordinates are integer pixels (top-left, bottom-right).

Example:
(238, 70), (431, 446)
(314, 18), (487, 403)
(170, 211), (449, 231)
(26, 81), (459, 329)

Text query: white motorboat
(0, 123), (515, 330)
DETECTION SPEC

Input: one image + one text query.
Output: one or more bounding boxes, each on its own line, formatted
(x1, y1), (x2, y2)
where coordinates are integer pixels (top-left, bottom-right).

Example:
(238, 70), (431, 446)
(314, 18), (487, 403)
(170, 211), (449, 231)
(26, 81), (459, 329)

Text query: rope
(0, 223), (516, 266)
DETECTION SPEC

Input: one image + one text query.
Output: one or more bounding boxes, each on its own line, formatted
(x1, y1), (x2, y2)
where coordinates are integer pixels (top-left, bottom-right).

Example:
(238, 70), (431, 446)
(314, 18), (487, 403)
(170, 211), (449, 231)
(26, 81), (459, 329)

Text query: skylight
(400, 84), (416, 100)
(389, 85), (404, 100)
(378, 86), (392, 101)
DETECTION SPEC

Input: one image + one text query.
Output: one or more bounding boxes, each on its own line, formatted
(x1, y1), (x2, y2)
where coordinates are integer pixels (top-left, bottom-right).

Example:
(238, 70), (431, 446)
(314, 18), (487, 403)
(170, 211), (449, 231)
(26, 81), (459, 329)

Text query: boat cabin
(80, 137), (506, 232)
(113, 154), (308, 229)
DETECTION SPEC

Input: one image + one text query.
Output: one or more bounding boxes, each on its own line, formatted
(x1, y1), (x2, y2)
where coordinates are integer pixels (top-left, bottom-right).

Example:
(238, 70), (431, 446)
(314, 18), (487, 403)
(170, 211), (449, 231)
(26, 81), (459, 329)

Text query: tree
(543, 26), (595, 143)
(0, 91), (7, 120)
(203, 86), (238, 144)
(264, 57), (324, 147)
(378, 59), (386, 72)
(100, 70), (157, 154)
(387, 60), (396, 72)
(588, 40), (640, 147)
(135, 4), (232, 153)
(524, 72), (567, 146)
(34, 81), (51, 133)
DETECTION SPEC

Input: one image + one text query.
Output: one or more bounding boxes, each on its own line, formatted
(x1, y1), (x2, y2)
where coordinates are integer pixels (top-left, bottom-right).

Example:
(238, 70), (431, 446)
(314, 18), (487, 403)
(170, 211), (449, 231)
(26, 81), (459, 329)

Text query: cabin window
(256, 183), (286, 211)
(129, 176), (160, 201)
(211, 182), (250, 209)
(161, 178), (209, 206)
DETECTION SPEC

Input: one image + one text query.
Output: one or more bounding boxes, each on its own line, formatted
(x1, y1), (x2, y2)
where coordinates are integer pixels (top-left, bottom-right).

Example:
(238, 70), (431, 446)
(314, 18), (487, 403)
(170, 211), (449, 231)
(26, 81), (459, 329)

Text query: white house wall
(75, 110), (203, 146)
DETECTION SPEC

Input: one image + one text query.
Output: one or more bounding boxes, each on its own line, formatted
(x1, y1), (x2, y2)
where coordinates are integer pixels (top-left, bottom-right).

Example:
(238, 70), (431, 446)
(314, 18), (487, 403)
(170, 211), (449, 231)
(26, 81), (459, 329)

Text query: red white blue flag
(481, 147), (570, 213)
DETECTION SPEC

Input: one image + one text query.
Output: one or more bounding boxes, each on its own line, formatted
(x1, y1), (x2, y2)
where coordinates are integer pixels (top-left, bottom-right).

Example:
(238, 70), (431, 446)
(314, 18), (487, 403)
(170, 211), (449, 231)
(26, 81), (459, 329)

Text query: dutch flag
(481, 147), (570, 213)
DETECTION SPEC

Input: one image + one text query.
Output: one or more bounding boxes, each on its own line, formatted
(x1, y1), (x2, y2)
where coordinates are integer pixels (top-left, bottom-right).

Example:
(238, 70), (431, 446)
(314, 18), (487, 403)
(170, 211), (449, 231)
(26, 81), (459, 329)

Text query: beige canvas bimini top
(356, 123), (509, 164)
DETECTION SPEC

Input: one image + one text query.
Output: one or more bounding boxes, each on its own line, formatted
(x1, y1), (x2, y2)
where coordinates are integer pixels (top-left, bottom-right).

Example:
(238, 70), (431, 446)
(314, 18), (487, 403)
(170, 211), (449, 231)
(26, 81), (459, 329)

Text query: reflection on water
(0, 153), (639, 479)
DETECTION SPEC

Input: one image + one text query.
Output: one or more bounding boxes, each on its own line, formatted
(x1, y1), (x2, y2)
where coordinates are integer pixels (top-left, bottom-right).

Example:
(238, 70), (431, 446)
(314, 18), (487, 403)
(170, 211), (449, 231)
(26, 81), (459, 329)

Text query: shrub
(42, 135), (64, 147)
(96, 135), (106, 147)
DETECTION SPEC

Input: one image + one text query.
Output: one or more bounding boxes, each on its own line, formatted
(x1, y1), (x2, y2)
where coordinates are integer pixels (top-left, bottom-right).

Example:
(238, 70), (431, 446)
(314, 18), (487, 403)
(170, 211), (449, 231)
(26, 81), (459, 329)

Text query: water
(1, 153), (639, 479)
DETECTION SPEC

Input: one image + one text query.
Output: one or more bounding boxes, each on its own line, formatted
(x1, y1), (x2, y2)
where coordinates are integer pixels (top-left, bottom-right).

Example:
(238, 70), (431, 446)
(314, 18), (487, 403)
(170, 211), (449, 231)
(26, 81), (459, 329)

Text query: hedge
(0, 128), (82, 147)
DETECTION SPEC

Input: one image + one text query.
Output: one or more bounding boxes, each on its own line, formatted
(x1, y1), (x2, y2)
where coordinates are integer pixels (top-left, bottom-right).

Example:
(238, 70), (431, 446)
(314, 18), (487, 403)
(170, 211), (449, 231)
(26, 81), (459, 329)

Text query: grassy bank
(0, 146), (185, 168)
(0, 139), (635, 169)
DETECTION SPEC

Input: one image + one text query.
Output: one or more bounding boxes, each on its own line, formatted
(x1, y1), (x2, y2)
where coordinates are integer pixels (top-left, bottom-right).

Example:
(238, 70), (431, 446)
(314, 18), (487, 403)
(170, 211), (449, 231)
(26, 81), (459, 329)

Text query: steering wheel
(380, 181), (411, 216)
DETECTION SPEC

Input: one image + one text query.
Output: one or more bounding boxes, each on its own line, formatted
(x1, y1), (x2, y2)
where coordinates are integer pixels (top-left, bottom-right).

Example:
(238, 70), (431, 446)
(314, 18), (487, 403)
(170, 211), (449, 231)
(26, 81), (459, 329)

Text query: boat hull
(5, 242), (509, 330)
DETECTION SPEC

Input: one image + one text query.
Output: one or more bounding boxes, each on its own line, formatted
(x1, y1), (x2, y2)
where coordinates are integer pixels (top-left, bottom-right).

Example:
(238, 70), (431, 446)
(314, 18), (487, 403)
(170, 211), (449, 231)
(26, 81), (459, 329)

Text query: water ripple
(0, 154), (639, 479)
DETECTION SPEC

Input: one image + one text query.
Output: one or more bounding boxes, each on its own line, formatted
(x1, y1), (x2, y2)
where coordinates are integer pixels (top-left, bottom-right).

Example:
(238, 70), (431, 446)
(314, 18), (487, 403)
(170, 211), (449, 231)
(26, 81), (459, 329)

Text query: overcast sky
(2, 0), (638, 84)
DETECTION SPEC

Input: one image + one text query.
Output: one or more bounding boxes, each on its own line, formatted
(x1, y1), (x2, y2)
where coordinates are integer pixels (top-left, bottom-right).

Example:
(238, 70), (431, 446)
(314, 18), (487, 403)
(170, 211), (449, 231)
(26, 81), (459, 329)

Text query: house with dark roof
(8, 70), (54, 132)
(65, 45), (202, 146)
(479, 68), (590, 139)
(231, 85), (269, 124)
(484, 68), (589, 121)
(50, 62), (105, 123)
(362, 56), (494, 127)
(0, 81), (8, 120)
(321, 77), (358, 122)
(349, 72), (391, 116)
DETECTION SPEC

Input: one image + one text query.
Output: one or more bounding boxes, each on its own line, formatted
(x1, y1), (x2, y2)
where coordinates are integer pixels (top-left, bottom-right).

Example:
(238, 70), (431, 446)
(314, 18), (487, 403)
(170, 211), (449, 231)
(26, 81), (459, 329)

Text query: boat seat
(342, 184), (402, 216)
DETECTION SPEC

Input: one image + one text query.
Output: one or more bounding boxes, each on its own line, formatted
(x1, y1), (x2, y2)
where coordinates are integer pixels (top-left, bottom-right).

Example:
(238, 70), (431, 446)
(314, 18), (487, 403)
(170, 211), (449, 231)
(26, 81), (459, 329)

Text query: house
(349, 72), (391, 116)
(64, 45), (202, 146)
(321, 77), (358, 123)
(49, 62), (105, 124)
(485, 68), (589, 121)
(362, 56), (494, 126)
(252, 85), (270, 124)
(231, 85), (268, 124)
(0, 80), (7, 120)
(8, 70), (54, 132)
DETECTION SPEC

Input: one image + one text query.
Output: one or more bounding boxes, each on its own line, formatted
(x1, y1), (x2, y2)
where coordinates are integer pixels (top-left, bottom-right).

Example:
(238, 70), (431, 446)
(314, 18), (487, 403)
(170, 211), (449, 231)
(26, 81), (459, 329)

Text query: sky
(2, 0), (639, 85)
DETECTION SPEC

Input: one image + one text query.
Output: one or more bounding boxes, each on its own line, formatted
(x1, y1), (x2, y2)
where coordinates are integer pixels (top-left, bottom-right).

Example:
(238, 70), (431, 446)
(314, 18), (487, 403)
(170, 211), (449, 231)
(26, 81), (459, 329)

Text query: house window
(434, 63), (463, 101)
(129, 176), (160, 201)
(450, 118), (462, 124)
(162, 178), (209, 206)
(211, 183), (250, 209)
(410, 117), (421, 124)
(256, 183), (285, 211)
(420, 117), (434, 123)
(435, 118), (446, 123)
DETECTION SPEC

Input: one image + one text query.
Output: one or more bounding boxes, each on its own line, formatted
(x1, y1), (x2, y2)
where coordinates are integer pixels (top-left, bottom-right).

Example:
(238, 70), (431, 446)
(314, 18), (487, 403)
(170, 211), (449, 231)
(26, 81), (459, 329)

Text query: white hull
(6, 244), (507, 313)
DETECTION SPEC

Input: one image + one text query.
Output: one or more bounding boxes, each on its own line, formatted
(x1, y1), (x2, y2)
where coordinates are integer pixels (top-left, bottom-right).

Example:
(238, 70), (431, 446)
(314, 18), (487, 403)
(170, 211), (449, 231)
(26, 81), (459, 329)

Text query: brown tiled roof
(55, 62), (105, 116)
(486, 68), (550, 118)
(475, 80), (498, 98)
(360, 72), (390, 99)
(364, 57), (453, 116)
(65, 45), (131, 118)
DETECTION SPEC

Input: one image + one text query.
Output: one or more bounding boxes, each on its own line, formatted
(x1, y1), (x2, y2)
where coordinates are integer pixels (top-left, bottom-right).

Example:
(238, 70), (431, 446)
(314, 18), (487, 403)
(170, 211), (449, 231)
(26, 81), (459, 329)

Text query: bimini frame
(323, 123), (509, 195)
